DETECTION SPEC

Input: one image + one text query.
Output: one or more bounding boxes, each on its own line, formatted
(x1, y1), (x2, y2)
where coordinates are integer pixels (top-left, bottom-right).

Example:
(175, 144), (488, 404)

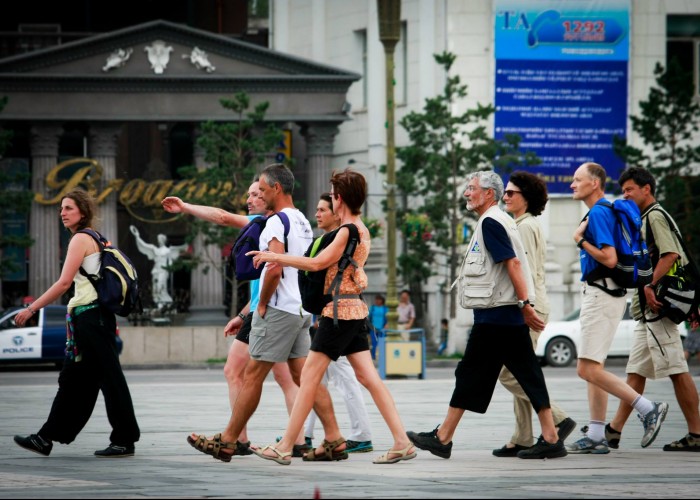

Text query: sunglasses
(504, 190), (522, 198)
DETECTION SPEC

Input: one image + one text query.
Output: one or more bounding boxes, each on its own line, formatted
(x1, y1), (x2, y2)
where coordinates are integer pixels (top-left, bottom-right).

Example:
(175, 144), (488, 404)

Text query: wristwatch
(576, 238), (586, 249)
(517, 299), (531, 309)
(237, 312), (246, 320)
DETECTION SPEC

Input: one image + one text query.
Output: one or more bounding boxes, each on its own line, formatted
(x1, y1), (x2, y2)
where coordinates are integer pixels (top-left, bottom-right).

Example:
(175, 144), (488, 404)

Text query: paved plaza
(1, 361), (699, 498)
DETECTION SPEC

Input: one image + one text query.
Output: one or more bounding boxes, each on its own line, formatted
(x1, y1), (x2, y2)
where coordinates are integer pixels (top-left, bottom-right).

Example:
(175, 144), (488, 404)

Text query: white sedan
(535, 301), (688, 367)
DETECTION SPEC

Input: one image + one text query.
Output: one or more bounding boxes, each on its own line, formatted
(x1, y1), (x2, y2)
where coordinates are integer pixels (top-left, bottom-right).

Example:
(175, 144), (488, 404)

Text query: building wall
(272, 0), (700, 353)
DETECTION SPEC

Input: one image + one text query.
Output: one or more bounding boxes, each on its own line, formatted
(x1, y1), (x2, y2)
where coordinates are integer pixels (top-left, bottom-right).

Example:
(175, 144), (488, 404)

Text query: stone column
(184, 131), (226, 325)
(88, 124), (121, 242)
(28, 125), (63, 299)
(301, 123), (339, 220)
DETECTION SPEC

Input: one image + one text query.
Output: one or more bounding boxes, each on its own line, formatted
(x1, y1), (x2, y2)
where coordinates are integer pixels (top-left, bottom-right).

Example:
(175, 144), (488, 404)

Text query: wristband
(576, 238), (586, 249)
(237, 312), (246, 320)
(27, 305), (36, 315)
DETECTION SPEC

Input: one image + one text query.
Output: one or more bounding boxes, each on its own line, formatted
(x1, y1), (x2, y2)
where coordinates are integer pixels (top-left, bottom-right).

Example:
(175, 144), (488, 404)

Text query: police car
(0, 305), (123, 366)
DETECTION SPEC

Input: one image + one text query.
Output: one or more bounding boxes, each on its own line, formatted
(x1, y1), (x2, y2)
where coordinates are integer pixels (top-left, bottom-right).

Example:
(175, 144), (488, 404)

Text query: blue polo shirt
(580, 199), (616, 281)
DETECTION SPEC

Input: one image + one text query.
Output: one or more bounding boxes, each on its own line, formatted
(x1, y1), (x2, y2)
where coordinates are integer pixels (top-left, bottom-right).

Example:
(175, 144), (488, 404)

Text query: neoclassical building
(0, 20), (359, 317)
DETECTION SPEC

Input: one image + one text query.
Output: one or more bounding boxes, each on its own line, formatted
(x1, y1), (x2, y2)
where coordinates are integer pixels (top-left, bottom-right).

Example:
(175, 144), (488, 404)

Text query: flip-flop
(253, 444), (292, 465)
(373, 445), (417, 464)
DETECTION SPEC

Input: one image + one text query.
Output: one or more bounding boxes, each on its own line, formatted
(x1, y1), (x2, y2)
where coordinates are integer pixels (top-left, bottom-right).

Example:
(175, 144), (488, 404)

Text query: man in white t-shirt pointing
(186, 163), (342, 462)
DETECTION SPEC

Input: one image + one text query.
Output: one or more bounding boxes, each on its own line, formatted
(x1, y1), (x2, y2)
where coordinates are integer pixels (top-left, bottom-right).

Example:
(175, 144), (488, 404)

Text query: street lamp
(377, 0), (401, 330)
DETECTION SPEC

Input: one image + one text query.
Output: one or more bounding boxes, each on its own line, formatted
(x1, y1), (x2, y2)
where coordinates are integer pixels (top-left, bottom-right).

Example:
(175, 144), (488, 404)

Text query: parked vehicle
(0, 305), (123, 366)
(536, 301), (688, 367)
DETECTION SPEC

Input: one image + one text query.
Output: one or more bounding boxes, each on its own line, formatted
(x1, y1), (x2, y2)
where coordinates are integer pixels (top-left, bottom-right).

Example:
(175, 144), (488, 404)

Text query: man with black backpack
(606, 167), (700, 451)
(568, 162), (669, 454)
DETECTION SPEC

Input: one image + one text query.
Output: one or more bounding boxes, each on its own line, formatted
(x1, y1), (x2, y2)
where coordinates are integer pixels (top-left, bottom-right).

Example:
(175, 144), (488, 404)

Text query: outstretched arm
(161, 196), (250, 228)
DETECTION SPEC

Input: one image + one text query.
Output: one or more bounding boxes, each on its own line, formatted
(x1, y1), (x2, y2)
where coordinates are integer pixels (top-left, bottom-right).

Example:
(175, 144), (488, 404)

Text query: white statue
(102, 48), (133, 72)
(144, 40), (173, 74)
(183, 47), (216, 73)
(129, 225), (187, 309)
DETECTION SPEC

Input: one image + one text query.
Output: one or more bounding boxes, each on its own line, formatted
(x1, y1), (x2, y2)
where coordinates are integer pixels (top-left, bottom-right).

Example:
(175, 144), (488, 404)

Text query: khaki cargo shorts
(578, 281), (627, 363)
(626, 316), (688, 379)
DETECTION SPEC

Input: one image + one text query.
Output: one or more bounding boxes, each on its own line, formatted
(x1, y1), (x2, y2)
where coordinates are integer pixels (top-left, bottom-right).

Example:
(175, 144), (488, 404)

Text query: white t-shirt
(259, 207), (314, 315)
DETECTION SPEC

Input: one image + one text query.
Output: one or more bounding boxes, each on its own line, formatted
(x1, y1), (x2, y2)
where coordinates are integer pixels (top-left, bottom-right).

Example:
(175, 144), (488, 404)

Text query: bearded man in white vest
(407, 170), (567, 460)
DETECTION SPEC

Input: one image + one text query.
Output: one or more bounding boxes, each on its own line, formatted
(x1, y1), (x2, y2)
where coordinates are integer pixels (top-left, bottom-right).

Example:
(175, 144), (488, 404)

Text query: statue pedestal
(183, 305), (227, 326)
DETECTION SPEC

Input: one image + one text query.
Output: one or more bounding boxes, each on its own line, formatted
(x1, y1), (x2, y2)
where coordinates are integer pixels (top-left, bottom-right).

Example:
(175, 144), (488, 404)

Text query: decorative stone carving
(102, 48), (133, 72)
(183, 47), (216, 73)
(144, 40), (173, 74)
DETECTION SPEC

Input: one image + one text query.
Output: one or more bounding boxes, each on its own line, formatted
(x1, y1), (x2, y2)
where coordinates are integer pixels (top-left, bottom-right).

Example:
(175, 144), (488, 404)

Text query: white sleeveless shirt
(67, 252), (100, 308)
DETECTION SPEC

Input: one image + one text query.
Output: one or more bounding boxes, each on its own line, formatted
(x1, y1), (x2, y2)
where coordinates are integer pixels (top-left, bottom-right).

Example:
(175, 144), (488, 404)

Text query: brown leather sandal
(302, 437), (349, 462)
(187, 433), (236, 462)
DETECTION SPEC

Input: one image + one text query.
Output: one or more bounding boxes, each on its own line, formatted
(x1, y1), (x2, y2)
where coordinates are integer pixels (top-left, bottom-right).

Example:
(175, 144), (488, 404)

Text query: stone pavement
(1, 361), (699, 498)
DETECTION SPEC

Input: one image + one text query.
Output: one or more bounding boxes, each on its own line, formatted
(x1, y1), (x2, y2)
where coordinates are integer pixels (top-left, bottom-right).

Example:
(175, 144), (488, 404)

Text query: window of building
(395, 21), (408, 105)
(354, 29), (368, 109)
(667, 15), (700, 98)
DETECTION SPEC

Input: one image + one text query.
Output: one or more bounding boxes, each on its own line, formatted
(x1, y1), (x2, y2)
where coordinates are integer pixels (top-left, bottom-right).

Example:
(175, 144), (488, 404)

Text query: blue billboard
(494, 0), (630, 194)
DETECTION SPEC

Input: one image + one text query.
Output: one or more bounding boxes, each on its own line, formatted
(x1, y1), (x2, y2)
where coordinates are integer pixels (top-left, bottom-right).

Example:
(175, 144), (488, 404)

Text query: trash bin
(376, 328), (426, 379)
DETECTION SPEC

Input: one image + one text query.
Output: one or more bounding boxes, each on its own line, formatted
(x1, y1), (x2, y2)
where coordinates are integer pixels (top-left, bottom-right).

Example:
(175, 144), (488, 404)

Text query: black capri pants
(449, 322), (551, 414)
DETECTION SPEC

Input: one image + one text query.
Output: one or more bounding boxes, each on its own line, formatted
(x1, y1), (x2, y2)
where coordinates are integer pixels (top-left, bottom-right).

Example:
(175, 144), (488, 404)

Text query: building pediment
(0, 20), (360, 122)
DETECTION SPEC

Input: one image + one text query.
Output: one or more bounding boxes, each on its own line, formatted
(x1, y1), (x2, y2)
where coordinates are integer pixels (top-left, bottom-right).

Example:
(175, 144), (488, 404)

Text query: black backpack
(298, 223), (360, 322)
(642, 204), (700, 325)
(78, 229), (142, 317)
(230, 212), (290, 281)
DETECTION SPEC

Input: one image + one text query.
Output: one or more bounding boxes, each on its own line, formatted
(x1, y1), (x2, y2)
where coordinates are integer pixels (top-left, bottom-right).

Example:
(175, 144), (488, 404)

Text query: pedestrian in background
(493, 171), (576, 457)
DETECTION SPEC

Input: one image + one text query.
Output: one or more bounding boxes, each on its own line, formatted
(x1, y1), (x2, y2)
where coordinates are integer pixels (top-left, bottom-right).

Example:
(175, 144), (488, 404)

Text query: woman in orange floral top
(248, 169), (416, 466)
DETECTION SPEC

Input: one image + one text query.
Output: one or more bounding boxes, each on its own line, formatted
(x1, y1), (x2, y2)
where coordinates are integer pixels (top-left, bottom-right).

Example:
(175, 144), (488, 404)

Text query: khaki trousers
(497, 313), (568, 447)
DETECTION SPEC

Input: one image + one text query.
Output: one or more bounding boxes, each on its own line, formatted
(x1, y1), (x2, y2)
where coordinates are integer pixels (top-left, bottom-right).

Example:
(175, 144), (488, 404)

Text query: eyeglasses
(503, 190), (522, 198)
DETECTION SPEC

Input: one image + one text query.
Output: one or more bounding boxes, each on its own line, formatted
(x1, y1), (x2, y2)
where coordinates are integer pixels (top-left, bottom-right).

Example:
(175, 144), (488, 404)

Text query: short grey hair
(260, 163), (295, 195)
(468, 170), (503, 201)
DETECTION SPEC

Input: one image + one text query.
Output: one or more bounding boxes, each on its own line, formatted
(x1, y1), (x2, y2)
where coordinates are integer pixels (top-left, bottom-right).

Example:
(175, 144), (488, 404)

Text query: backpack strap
(272, 211), (291, 253)
(76, 228), (106, 286)
(329, 223), (361, 326)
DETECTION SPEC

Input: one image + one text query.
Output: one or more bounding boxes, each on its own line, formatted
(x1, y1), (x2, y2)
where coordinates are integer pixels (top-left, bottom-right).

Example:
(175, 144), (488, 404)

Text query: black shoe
(556, 417), (577, 443)
(94, 444), (135, 458)
(406, 426), (452, 459)
(492, 443), (530, 457)
(605, 423), (622, 449)
(517, 436), (567, 459)
(236, 441), (254, 456)
(292, 443), (312, 458)
(14, 434), (52, 456)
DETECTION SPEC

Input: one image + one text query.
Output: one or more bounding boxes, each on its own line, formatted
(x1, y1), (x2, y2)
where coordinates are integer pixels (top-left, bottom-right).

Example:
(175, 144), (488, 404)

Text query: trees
(395, 52), (539, 322)
(173, 92), (285, 315)
(613, 58), (700, 260)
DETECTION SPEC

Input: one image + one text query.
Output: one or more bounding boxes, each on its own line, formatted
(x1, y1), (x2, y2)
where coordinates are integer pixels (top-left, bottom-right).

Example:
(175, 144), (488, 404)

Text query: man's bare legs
(223, 340), (250, 443)
(611, 373), (700, 435)
(271, 361), (307, 445)
(577, 358), (640, 421)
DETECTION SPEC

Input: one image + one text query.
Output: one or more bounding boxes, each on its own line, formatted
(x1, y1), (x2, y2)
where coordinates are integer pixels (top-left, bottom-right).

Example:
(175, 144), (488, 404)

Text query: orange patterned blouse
(321, 226), (370, 321)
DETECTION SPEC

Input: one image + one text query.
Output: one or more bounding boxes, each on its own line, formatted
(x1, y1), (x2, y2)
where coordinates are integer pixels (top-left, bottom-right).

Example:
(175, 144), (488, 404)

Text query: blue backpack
(586, 199), (653, 295)
(230, 212), (290, 281)
(78, 229), (142, 317)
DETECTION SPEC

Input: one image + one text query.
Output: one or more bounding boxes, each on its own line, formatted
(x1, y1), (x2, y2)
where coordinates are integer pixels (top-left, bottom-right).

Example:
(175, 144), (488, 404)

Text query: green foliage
(395, 52), (539, 317)
(0, 96), (34, 279)
(613, 59), (700, 261)
(173, 92), (284, 305)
